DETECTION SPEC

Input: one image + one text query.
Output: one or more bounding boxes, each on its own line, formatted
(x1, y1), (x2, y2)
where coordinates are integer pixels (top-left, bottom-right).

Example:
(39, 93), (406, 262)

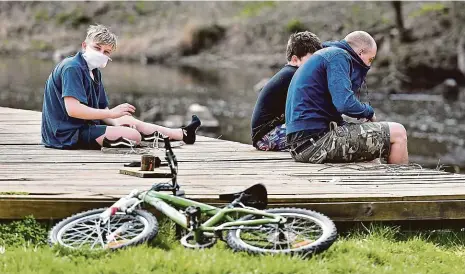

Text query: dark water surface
(1, 57), (464, 171)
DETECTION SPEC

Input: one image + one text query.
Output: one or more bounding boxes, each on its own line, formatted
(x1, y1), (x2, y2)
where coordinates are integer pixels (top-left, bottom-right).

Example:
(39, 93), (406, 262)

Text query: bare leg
(95, 126), (142, 146)
(387, 122), (409, 164)
(114, 116), (183, 140)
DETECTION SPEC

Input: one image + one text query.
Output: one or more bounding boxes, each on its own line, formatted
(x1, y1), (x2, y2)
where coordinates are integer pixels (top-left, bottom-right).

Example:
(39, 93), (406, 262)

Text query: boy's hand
(109, 103), (135, 119)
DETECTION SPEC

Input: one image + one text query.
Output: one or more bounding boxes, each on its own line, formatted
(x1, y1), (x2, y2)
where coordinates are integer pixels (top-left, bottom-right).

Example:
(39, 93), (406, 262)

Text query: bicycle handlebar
(163, 137), (177, 172)
(161, 136), (179, 194)
(163, 136), (172, 151)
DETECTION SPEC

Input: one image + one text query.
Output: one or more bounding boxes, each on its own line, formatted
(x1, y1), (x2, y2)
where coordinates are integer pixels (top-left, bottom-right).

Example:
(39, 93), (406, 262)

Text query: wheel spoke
(90, 234), (100, 249)
(56, 210), (153, 250)
(78, 232), (96, 248)
(234, 212), (331, 253)
(281, 228), (291, 250)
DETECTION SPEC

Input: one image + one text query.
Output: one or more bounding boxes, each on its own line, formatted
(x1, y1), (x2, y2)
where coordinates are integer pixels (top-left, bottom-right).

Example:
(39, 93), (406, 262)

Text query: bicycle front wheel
(49, 208), (158, 250)
(226, 208), (337, 257)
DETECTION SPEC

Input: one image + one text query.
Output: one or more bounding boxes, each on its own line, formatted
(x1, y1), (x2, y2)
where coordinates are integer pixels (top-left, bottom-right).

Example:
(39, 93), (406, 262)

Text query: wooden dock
(2, 106), (465, 222)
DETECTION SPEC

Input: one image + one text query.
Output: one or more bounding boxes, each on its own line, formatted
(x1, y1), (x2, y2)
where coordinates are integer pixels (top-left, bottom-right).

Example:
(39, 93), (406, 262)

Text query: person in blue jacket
(41, 25), (201, 149)
(285, 31), (408, 164)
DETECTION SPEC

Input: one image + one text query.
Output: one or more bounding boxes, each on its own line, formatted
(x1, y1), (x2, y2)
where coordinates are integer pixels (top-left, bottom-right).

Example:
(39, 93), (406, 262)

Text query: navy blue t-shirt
(41, 52), (109, 149)
(251, 65), (298, 144)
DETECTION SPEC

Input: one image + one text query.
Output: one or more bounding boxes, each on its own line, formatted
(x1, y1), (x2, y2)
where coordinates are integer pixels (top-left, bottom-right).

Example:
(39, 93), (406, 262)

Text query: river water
(1, 57), (464, 172)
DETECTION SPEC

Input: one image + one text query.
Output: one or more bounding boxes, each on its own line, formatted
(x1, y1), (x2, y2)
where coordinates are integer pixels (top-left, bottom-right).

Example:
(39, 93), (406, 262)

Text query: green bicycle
(49, 138), (337, 256)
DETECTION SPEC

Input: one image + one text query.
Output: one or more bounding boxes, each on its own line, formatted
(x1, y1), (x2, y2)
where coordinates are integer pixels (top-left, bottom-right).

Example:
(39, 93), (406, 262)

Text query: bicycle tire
(49, 208), (158, 250)
(226, 207), (337, 257)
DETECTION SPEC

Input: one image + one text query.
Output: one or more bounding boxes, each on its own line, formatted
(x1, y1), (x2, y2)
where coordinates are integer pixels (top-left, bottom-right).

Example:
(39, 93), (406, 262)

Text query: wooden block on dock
(119, 167), (172, 178)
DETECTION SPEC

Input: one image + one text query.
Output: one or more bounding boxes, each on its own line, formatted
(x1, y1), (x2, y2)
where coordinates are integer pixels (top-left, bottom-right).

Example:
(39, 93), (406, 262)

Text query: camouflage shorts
(290, 122), (391, 164)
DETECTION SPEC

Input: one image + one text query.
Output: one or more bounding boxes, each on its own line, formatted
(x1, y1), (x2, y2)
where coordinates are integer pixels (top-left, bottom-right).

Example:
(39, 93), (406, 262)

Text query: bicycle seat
(219, 183), (268, 210)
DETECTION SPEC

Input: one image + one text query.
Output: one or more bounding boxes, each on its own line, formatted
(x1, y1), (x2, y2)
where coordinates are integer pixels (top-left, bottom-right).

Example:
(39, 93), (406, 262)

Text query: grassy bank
(1, 218), (465, 273)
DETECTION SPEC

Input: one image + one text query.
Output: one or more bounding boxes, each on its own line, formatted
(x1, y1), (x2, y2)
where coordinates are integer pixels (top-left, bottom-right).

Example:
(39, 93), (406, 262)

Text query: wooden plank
(0, 164), (447, 177)
(0, 139), (42, 145)
(2, 196), (465, 222)
(0, 170), (448, 179)
(0, 148), (286, 156)
(0, 197), (115, 219)
(0, 156), (291, 163)
(4, 174), (461, 184)
(0, 163), (449, 175)
(273, 200), (465, 221)
(4, 181), (465, 202)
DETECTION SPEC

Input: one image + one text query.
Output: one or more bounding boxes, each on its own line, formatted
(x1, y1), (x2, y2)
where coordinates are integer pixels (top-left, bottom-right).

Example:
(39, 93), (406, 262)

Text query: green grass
(0, 216), (47, 247)
(239, 1), (276, 18)
(134, 1), (148, 15)
(55, 8), (91, 28)
(1, 218), (465, 273)
(34, 9), (50, 22)
(285, 19), (307, 34)
(409, 2), (448, 18)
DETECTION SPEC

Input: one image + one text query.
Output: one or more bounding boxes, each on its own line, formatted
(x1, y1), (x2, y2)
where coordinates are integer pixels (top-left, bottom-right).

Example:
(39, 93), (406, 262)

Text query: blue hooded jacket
(285, 40), (374, 135)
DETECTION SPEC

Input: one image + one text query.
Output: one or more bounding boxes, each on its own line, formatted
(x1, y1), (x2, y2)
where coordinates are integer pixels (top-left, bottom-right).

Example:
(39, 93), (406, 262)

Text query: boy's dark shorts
(76, 124), (107, 150)
(289, 122), (391, 164)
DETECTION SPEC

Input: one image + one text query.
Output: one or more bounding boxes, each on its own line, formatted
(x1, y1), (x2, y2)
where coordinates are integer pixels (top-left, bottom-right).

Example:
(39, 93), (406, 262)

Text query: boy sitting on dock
(41, 24), (201, 150)
(251, 31), (322, 151)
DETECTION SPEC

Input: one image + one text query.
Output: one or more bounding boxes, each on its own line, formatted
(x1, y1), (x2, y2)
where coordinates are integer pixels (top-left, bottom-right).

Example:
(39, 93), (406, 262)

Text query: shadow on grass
(52, 245), (111, 260)
(342, 222), (465, 249)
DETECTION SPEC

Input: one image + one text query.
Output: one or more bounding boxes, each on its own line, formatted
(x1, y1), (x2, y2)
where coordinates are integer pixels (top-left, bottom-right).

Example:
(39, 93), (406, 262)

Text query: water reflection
(0, 57), (464, 171)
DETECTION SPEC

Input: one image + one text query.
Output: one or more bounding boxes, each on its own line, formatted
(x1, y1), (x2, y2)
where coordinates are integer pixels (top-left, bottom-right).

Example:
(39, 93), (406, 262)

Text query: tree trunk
(452, 2), (465, 77)
(458, 33), (465, 77)
(392, 1), (404, 32)
(391, 1), (411, 42)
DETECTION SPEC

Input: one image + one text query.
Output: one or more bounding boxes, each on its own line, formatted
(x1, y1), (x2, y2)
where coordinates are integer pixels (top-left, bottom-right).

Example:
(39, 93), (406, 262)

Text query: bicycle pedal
(185, 206), (201, 230)
(214, 230), (226, 242)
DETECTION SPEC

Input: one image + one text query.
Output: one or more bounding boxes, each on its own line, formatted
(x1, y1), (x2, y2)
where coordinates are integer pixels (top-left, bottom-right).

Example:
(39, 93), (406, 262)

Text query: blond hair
(85, 24), (118, 51)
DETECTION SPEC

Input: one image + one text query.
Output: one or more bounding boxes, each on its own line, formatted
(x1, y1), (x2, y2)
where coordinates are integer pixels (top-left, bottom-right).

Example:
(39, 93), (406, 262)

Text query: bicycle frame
(140, 190), (285, 236)
(101, 137), (284, 244)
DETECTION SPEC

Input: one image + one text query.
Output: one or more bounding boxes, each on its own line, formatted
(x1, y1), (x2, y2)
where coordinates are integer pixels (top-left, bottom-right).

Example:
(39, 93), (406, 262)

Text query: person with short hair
(251, 31), (322, 151)
(286, 31), (408, 164)
(41, 24), (201, 149)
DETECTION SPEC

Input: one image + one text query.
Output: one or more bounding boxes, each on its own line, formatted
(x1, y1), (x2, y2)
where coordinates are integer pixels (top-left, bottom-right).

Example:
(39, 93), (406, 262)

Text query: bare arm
(64, 97), (135, 120)
(64, 97), (111, 120)
(102, 108), (118, 126)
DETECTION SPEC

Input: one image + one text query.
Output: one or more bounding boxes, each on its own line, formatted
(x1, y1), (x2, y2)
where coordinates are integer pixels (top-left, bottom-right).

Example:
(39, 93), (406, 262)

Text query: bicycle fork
(99, 189), (143, 224)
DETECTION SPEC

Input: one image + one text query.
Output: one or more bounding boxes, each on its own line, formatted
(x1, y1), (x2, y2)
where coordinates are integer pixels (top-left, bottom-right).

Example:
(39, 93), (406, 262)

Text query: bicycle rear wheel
(49, 208), (158, 250)
(226, 208), (337, 257)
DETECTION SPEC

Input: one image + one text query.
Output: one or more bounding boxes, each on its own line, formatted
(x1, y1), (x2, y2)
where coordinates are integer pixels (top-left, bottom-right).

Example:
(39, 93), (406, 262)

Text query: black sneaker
(141, 131), (164, 142)
(182, 115), (201, 144)
(102, 137), (139, 148)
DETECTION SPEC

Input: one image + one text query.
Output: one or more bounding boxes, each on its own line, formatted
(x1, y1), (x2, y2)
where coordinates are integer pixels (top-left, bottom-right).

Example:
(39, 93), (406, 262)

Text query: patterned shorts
(255, 124), (288, 151)
(289, 122), (391, 163)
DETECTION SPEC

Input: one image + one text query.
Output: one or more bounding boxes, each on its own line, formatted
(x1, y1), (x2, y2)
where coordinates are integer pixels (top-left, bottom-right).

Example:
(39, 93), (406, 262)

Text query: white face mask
(82, 46), (110, 70)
